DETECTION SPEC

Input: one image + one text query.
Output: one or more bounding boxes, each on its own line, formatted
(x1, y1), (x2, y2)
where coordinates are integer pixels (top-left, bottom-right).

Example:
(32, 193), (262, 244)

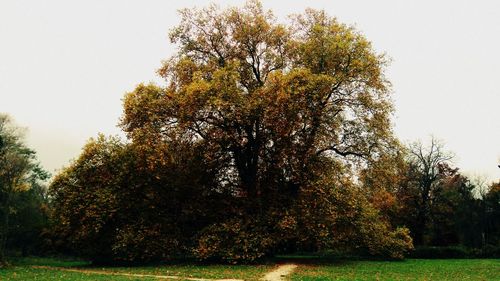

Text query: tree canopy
(122, 0), (394, 201)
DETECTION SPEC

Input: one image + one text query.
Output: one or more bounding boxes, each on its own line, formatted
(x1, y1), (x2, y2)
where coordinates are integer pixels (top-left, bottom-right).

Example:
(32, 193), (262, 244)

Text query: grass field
(0, 257), (499, 280)
(0, 257), (271, 281)
(290, 259), (500, 281)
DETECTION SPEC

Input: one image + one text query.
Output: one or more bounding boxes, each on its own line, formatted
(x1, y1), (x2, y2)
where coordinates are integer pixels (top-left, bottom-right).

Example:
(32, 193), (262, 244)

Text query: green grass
(291, 259), (500, 281)
(2, 257), (499, 281)
(95, 264), (269, 279)
(0, 267), (155, 281)
(7, 256), (90, 267)
(0, 257), (271, 281)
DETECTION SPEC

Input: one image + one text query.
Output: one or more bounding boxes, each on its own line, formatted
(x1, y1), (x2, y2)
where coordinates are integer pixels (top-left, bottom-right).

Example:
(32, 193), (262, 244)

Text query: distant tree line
(361, 138), (500, 256)
(1, 0), (499, 265)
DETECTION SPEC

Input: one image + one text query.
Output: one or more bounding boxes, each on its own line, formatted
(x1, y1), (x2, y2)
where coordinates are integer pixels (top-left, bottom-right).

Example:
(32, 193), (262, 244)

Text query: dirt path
(31, 265), (244, 281)
(260, 264), (297, 281)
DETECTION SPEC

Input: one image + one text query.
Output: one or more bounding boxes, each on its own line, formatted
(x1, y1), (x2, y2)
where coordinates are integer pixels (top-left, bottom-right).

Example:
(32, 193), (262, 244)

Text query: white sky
(0, 0), (499, 182)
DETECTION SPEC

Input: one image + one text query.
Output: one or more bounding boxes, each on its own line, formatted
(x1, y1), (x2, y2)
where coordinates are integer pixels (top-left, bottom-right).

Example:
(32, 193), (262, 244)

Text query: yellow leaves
(121, 83), (168, 141)
(210, 63), (242, 103)
(13, 182), (30, 192)
(159, 56), (198, 84)
(183, 73), (211, 104)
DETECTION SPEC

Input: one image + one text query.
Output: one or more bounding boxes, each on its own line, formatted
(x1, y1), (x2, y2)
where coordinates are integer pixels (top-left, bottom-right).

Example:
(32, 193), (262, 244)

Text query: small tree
(483, 181), (500, 247)
(0, 114), (48, 265)
(402, 137), (453, 245)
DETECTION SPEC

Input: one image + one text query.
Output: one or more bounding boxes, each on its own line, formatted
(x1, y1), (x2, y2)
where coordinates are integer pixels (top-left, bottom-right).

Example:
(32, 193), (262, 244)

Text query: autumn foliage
(50, 1), (414, 263)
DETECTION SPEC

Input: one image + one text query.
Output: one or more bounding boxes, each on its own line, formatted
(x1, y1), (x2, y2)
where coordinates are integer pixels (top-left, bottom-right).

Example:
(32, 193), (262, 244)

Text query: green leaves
(0, 114), (48, 263)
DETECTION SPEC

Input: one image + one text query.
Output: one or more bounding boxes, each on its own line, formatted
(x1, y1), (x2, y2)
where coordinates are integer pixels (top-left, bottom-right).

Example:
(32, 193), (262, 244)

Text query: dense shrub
(295, 172), (413, 260)
(481, 245), (500, 258)
(112, 220), (182, 262)
(50, 136), (227, 263)
(193, 217), (276, 263)
(6, 184), (50, 256)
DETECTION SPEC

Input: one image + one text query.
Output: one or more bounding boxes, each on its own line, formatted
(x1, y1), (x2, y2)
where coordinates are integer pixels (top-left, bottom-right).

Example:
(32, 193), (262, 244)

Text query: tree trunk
(0, 194), (10, 265)
(233, 121), (261, 199)
(234, 146), (259, 198)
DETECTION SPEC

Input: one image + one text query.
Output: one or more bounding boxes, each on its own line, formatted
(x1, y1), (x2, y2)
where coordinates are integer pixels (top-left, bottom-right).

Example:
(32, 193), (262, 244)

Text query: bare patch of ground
(31, 265), (244, 281)
(260, 264), (297, 281)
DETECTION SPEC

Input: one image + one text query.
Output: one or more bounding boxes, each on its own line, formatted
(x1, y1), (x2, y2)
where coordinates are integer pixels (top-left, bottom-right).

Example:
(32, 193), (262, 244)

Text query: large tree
(52, 1), (412, 263)
(121, 0), (406, 259)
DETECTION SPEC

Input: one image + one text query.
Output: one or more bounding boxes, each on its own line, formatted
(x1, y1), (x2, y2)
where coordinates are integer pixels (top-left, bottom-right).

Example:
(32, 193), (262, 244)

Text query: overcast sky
(1, 0), (499, 182)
